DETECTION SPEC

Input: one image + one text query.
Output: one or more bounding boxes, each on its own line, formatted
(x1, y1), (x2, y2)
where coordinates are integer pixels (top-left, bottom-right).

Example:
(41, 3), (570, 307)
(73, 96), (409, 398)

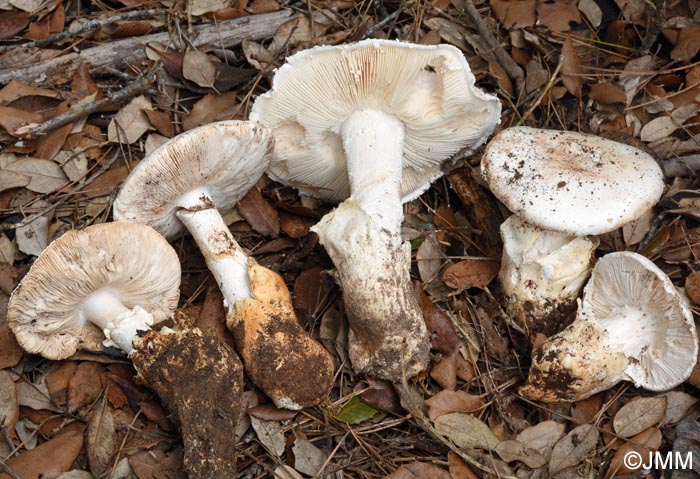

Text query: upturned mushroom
(481, 127), (664, 337)
(251, 39), (501, 381)
(520, 252), (699, 402)
(113, 120), (334, 410)
(8, 222), (244, 478)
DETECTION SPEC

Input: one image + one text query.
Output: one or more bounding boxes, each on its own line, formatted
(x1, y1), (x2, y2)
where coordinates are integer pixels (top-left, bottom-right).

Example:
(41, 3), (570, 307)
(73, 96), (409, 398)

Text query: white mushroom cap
(521, 252), (699, 402)
(8, 222), (181, 360)
(481, 127), (664, 235)
(250, 39), (501, 203)
(113, 121), (272, 239)
(582, 252), (698, 390)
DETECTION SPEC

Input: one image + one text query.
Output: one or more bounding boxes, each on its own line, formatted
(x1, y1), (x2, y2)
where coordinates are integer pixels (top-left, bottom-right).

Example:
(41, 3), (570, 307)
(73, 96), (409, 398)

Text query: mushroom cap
(581, 252), (698, 391)
(113, 121), (272, 239)
(250, 39), (501, 203)
(8, 222), (181, 360)
(481, 127), (664, 235)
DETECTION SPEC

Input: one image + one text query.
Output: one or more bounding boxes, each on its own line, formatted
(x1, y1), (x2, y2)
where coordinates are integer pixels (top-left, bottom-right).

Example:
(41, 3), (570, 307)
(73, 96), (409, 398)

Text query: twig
(516, 57), (563, 126)
(457, 0), (523, 84)
(28, 69), (156, 139)
(362, 1), (415, 39)
(0, 9), (166, 53)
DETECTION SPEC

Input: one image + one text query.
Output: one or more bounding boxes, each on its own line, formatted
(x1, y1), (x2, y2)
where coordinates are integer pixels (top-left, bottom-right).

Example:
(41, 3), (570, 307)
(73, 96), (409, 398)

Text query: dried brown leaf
(49, 3), (64, 33)
(516, 420), (566, 459)
(571, 394), (603, 424)
(279, 211), (315, 239)
(606, 427), (662, 477)
(0, 371), (18, 434)
(415, 283), (460, 354)
(434, 412), (500, 450)
(613, 396), (667, 438)
(0, 169), (30, 192)
(425, 390), (484, 420)
(495, 440), (547, 468)
(661, 391), (698, 425)
(447, 451), (479, 479)
(248, 0), (280, 14)
(247, 404), (298, 421)
(640, 116), (677, 142)
(238, 186), (280, 237)
(5, 157), (68, 193)
(67, 362), (104, 413)
(87, 402), (115, 477)
(442, 259), (499, 290)
(525, 59), (548, 94)
(250, 416), (286, 456)
(183, 92), (239, 131)
(47, 361), (77, 407)
(489, 62), (513, 96)
(360, 379), (402, 414)
(386, 462), (451, 479)
(129, 448), (186, 479)
(80, 165), (129, 198)
(0, 10), (29, 40)
(589, 82), (627, 104)
(144, 109), (174, 138)
(561, 37), (582, 97)
(685, 270), (700, 305)
(107, 95), (152, 144)
(417, 232), (443, 284)
(671, 26), (700, 62)
(622, 208), (654, 246)
(549, 424), (599, 475)
(490, 0), (536, 29)
(0, 81), (60, 106)
(2, 430), (84, 478)
(537, 0), (581, 32)
(0, 321), (23, 368)
(292, 438), (327, 477)
(0, 106), (43, 136)
(578, 0), (602, 27)
(182, 50), (217, 88)
(16, 215), (48, 257)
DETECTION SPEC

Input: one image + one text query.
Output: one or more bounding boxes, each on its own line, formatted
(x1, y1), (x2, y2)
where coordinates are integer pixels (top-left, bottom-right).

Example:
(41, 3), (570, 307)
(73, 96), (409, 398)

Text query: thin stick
(28, 70), (156, 139)
(458, 0), (523, 83)
(517, 57), (563, 126)
(362, 1), (415, 39)
(1, 9), (166, 53)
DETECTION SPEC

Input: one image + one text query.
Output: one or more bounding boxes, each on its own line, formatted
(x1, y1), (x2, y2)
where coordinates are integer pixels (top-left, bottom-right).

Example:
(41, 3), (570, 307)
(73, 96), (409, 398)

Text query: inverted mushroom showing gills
(113, 120), (334, 410)
(481, 127), (664, 337)
(520, 252), (699, 402)
(251, 39), (501, 381)
(7, 222), (244, 479)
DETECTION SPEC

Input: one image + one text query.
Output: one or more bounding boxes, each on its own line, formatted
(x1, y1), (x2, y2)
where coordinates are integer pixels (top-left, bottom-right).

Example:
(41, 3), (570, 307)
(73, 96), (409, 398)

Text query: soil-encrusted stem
(313, 109), (431, 381)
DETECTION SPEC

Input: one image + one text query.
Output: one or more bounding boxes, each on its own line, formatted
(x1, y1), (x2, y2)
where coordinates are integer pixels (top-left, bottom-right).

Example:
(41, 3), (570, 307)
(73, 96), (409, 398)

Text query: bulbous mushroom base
(313, 200), (430, 381)
(503, 295), (578, 340)
(229, 262), (334, 410)
(131, 329), (243, 479)
(519, 315), (627, 402)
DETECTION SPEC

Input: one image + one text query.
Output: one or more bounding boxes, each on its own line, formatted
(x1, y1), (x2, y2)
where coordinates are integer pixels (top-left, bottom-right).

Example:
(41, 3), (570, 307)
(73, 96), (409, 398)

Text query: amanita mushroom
(251, 39), (501, 381)
(8, 222), (243, 478)
(481, 127), (664, 337)
(113, 120), (334, 409)
(520, 252), (699, 402)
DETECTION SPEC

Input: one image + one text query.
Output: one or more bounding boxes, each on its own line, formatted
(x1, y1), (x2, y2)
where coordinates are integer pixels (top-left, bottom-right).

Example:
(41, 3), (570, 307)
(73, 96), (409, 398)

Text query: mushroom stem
(341, 109), (404, 234)
(175, 187), (251, 308)
(312, 109), (430, 380)
(80, 289), (154, 354)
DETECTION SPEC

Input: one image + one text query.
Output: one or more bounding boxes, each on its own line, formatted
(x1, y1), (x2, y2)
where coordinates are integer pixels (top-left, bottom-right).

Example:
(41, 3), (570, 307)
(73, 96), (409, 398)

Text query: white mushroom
(520, 252), (699, 402)
(114, 120), (334, 409)
(8, 222), (180, 358)
(481, 127), (664, 337)
(251, 39), (501, 381)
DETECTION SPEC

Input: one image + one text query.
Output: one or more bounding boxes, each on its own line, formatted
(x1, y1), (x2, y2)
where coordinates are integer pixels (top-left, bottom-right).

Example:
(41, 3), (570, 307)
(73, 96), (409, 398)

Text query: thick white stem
(80, 289), (153, 354)
(341, 110), (404, 234)
(176, 187), (251, 309)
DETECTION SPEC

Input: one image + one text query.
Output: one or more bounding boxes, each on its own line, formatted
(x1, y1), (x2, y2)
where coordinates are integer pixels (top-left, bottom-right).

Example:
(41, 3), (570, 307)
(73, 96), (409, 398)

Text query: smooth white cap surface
(250, 39), (501, 203)
(113, 121), (272, 239)
(481, 127), (664, 235)
(8, 222), (181, 360)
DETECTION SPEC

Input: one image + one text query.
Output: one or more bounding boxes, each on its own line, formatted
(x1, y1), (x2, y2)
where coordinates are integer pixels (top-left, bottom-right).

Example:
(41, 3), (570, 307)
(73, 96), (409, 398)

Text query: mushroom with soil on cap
(8, 222), (244, 479)
(113, 120), (334, 410)
(481, 127), (664, 338)
(250, 39), (501, 381)
(520, 251), (699, 402)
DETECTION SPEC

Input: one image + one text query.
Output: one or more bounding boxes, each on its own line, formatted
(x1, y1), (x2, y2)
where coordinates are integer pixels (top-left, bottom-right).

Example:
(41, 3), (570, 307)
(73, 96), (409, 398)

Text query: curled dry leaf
(386, 462), (452, 479)
(0, 10), (30, 40)
(425, 390), (484, 420)
(0, 370), (18, 434)
(613, 396), (667, 438)
(442, 259), (499, 290)
(237, 186), (280, 237)
(537, 0), (581, 32)
(3, 430), (84, 478)
(489, 0), (536, 29)
(549, 424), (599, 475)
(578, 0), (602, 28)
(434, 412), (500, 450)
(87, 401), (115, 477)
(416, 232), (443, 284)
